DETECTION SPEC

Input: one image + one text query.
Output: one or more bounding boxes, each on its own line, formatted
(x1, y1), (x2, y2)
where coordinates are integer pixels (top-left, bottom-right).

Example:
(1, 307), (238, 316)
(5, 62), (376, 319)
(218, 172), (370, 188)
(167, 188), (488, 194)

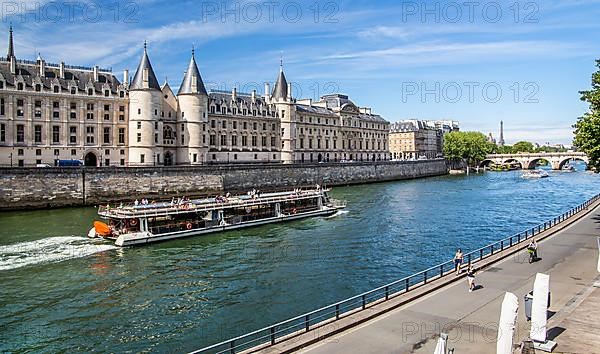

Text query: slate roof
(0, 60), (122, 93)
(130, 44), (160, 91)
(178, 50), (207, 95)
(296, 104), (337, 116)
(271, 68), (288, 100)
(208, 91), (278, 118)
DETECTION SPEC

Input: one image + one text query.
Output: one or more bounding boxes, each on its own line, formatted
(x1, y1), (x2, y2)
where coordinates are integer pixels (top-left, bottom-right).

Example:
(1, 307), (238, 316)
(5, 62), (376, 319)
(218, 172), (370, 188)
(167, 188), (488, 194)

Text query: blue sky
(4, 0), (600, 144)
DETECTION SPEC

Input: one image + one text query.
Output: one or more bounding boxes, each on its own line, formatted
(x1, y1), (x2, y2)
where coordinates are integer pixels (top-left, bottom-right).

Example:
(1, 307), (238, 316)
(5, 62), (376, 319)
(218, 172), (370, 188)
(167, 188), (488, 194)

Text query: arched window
(163, 126), (174, 140)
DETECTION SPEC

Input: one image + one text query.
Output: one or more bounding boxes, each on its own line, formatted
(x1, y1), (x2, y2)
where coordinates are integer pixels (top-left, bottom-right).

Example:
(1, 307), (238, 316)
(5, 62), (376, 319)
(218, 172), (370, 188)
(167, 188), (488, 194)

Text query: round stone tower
(128, 42), (163, 166)
(177, 49), (209, 165)
(271, 63), (296, 164)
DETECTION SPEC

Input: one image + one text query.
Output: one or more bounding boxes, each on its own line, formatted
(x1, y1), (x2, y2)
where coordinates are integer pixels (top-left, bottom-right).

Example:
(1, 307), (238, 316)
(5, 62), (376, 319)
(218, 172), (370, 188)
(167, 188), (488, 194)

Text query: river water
(1, 166), (598, 353)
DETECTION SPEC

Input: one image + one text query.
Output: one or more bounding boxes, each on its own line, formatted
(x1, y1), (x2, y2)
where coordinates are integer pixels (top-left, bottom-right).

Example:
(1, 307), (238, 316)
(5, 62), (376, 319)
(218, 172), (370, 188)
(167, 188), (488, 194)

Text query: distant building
(388, 119), (459, 160)
(389, 120), (438, 160)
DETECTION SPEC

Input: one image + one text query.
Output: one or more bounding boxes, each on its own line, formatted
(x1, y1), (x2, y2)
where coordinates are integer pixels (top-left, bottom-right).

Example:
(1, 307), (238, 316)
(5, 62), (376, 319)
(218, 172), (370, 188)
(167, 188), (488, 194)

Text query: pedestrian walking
(527, 240), (538, 263)
(454, 248), (464, 275)
(466, 265), (476, 292)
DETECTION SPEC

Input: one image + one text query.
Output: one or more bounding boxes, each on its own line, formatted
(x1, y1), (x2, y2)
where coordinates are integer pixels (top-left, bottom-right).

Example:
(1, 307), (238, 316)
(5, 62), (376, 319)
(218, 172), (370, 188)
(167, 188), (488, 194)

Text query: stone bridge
(480, 152), (589, 170)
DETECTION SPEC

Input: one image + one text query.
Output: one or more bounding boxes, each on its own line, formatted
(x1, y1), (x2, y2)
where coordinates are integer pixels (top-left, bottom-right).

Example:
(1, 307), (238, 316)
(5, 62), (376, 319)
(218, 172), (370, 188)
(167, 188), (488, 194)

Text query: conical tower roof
(271, 64), (288, 100)
(178, 48), (207, 95)
(130, 42), (160, 90)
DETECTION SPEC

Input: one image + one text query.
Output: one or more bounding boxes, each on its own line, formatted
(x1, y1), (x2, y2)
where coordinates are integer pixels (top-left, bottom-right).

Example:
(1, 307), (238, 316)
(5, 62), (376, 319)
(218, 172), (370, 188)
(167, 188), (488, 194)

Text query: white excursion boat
(522, 170), (549, 179)
(88, 188), (346, 246)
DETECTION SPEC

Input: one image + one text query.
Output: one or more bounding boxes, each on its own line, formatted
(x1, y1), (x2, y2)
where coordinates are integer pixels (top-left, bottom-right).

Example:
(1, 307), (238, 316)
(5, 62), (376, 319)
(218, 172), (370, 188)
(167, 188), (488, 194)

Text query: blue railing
(192, 193), (600, 354)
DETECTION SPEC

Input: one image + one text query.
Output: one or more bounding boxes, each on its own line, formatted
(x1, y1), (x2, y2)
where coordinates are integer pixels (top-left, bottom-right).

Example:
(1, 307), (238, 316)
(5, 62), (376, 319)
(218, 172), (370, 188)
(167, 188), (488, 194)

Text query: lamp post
(153, 153), (156, 166)
(9, 152), (13, 167)
(227, 151), (230, 164)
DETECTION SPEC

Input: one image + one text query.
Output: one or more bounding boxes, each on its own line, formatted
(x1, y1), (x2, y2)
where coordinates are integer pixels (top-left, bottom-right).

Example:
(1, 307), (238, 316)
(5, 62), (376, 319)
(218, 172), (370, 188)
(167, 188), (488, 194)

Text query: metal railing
(192, 193), (600, 354)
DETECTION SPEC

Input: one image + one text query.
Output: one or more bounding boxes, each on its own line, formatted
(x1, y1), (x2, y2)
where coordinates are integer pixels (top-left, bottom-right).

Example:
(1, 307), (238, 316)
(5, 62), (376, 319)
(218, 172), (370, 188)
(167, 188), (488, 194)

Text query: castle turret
(271, 60), (296, 163)
(128, 42), (163, 166)
(177, 48), (208, 165)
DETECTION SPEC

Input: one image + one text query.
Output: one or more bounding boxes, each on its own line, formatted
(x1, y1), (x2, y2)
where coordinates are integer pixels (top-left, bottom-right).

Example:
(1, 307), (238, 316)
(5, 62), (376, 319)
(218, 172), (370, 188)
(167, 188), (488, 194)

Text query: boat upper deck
(98, 189), (330, 219)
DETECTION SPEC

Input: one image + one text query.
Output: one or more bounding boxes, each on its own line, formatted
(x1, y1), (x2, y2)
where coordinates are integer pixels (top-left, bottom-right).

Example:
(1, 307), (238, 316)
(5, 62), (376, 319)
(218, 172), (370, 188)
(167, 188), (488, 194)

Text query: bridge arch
(503, 159), (523, 169)
(526, 158), (552, 170)
(558, 157), (588, 170)
(479, 159), (496, 168)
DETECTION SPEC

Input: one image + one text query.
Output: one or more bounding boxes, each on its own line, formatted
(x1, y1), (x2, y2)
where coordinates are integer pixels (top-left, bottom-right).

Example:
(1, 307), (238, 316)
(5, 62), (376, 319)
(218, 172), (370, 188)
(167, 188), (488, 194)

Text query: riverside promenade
(252, 200), (600, 354)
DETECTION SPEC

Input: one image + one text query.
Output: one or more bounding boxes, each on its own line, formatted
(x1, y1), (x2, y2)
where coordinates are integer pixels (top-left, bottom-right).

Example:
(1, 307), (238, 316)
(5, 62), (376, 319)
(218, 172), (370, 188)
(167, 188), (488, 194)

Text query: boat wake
(325, 210), (349, 219)
(0, 236), (116, 271)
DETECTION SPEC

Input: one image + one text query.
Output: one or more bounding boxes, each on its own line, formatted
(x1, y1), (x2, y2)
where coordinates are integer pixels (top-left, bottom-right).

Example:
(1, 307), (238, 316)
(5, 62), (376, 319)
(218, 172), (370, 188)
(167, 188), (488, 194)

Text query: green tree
(444, 131), (494, 166)
(512, 141), (535, 153)
(493, 145), (514, 154)
(574, 59), (600, 170)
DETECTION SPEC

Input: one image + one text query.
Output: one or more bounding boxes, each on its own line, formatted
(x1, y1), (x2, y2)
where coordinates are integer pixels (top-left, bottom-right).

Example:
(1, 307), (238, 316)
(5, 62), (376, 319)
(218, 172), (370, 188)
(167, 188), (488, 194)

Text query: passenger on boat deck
(134, 199), (139, 206)
(119, 202), (124, 208)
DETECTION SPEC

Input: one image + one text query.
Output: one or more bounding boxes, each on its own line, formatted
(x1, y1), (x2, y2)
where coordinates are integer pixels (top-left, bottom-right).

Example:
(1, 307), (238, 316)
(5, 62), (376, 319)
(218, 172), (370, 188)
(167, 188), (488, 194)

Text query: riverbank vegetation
(443, 131), (494, 167)
(574, 59), (600, 171)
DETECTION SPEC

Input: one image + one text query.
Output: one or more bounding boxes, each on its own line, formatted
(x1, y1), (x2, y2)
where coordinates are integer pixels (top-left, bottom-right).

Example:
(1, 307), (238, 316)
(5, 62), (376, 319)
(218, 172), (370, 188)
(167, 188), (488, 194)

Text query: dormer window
(35, 84), (41, 92)
(233, 108), (237, 115)
(71, 87), (76, 95)
(53, 86), (59, 93)
(88, 88), (93, 96)
(104, 90), (109, 97)
(17, 82), (23, 90)
(119, 91), (124, 98)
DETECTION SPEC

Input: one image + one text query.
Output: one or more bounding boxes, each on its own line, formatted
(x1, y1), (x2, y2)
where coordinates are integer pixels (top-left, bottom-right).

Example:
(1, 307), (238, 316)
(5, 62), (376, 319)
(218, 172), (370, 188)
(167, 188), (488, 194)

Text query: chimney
(232, 87), (237, 102)
(93, 65), (99, 82)
(265, 82), (270, 97)
(123, 69), (129, 86)
(39, 58), (45, 77)
(251, 89), (256, 103)
(59, 61), (65, 79)
(10, 57), (16, 75)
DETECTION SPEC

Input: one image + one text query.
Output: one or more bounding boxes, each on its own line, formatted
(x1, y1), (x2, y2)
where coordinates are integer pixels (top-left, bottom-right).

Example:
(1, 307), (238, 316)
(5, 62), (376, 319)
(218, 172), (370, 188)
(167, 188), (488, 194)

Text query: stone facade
(0, 160), (447, 210)
(0, 28), (390, 167)
(0, 26), (129, 167)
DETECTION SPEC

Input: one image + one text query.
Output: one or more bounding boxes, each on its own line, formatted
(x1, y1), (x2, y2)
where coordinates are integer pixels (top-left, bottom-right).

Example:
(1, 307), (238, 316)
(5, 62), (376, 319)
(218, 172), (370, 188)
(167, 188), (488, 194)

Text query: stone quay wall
(0, 159), (447, 210)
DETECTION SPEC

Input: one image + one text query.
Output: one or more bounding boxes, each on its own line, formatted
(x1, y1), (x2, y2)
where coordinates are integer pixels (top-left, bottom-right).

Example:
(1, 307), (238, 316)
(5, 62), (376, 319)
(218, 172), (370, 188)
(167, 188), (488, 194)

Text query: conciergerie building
(0, 27), (390, 167)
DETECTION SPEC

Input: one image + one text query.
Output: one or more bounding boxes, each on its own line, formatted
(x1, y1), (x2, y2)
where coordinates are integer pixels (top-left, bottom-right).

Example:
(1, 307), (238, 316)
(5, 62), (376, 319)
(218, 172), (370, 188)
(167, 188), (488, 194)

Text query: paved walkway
(279, 205), (600, 354)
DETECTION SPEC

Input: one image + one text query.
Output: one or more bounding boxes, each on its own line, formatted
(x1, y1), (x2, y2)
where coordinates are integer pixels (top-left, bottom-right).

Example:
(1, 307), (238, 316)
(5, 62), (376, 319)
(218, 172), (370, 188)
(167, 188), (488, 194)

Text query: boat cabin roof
(98, 189), (327, 219)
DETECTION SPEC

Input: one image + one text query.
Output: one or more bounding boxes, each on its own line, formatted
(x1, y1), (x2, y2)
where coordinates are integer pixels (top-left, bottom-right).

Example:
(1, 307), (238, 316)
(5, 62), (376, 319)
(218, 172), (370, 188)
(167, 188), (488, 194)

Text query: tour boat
(88, 188), (346, 247)
(522, 170), (549, 179)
